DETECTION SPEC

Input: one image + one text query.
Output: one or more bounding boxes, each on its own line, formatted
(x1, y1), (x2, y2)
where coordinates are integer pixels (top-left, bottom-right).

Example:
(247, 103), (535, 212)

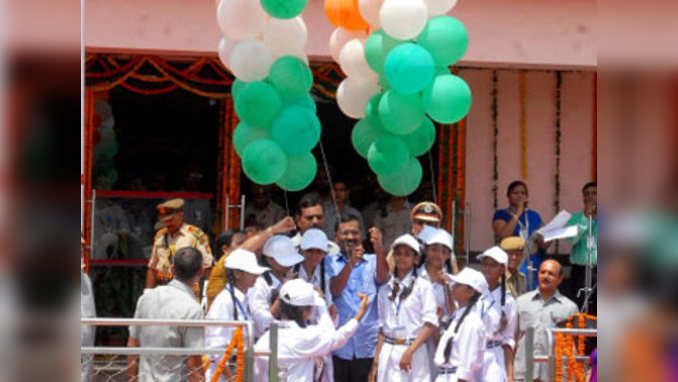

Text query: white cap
(300, 228), (329, 252)
(224, 249), (269, 275)
(416, 224), (437, 243)
(263, 235), (304, 267)
(279, 279), (325, 307)
(450, 267), (487, 294)
(391, 234), (421, 254)
(477, 246), (508, 266)
(425, 228), (453, 251)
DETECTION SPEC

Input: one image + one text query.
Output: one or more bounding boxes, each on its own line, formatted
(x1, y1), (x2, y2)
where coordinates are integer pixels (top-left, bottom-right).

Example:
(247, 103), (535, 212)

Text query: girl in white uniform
(371, 234), (438, 382)
(247, 235), (304, 339)
(206, 249), (269, 382)
(477, 246), (518, 382)
(434, 268), (487, 382)
(254, 279), (369, 382)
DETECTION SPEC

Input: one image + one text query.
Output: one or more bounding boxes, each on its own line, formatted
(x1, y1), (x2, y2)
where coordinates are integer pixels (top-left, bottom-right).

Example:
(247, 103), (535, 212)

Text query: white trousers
(477, 344), (507, 382)
(377, 342), (431, 382)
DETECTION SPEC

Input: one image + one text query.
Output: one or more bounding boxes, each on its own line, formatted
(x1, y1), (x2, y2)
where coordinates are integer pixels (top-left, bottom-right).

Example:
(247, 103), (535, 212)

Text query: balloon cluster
(326, 0), (472, 196)
(216, 0), (320, 191)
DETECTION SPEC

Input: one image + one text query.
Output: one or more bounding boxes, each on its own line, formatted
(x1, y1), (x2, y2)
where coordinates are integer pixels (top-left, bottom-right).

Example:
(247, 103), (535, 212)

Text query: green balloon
(269, 56), (313, 99)
(403, 117), (436, 157)
(364, 29), (404, 75)
(367, 135), (410, 176)
(378, 90), (425, 135)
(276, 152), (317, 191)
(384, 43), (435, 95)
(235, 81), (282, 128)
(271, 106), (321, 155)
(351, 117), (390, 159)
(285, 93), (317, 113)
(379, 75), (391, 90)
(260, 0), (307, 18)
(242, 139), (288, 185)
(378, 157), (422, 196)
(364, 92), (383, 122)
(232, 78), (248, 101)
(233, 121), (271, 157)
(417, 16), (469, 67)
(422, 74), (472, 124)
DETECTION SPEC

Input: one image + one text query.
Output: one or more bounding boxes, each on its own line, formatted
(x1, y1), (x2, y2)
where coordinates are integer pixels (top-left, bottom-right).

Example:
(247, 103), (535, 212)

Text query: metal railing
(524, 326), (597, 382)
(81, 318), (280, 382)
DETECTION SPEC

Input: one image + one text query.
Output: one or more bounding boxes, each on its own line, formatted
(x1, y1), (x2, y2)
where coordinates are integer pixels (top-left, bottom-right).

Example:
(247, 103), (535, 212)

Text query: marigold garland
(491, 70), (499, 210)
(210, 327), (244, 382)
(554, 313), (597, 382)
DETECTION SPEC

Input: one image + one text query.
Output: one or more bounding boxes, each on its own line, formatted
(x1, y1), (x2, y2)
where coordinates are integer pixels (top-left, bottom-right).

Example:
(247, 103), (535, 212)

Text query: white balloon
(217, 0), (268, 41)
(423, 0), (457, 16)
(217, 36), (235, 68)
(229, 39), (273, 82)
(379, 0), (428, 40)
(329, 27), (368, 63)
(336, 76), (381, 119)
(338, 39), (374, 78)
(263, 17), (308, 59)
(358, 0), (384, 28)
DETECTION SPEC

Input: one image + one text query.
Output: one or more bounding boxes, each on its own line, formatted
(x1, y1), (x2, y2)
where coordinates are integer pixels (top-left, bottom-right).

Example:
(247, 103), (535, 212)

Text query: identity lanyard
(229, 286), (249, 321)
(515, 210), (530, 240)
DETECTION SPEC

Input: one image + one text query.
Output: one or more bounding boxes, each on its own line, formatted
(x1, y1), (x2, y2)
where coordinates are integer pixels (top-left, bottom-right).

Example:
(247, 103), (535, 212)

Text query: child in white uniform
(371, 234), (438, 382)
(477, 247), (518, 382)
(434, 268), (487, 382)
(206, 249), (269, 382)
(247, 235), (304, 339)
(254, 279), (369, 382)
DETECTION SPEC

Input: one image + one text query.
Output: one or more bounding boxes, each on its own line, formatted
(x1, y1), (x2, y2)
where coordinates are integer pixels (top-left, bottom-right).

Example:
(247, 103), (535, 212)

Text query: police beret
(411, 201), (443, 223)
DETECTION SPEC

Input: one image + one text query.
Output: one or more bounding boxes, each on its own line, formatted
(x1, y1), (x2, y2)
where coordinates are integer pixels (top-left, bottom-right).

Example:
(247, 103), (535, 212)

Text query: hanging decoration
(215, 0), (320, 191)
(520, 70), (528, 180)
(325, 0), (471, 196)
(491, 70), (498, 209)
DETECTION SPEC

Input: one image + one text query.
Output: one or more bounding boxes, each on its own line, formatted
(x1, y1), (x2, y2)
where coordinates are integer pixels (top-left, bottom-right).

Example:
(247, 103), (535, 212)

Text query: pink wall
(85, 0), (595, 69)
(461, 68), (595, 252)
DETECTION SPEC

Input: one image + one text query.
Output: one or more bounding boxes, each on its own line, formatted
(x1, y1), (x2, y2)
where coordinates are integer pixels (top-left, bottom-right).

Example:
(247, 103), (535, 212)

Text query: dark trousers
(333, 356), (373, 382)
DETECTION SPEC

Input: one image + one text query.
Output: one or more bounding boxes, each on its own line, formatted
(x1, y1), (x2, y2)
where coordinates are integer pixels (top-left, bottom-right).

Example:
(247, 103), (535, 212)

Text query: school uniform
(434, 307), (486, 382)
(477, 286), (518, 382)
(377, 271), (439, 382)
(419, 265), (455, 381)
(248, 272), (283, 340)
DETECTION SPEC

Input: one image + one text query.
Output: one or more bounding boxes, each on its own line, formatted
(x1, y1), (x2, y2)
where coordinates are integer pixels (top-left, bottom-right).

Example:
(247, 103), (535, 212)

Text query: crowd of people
(88, 179), (597, 382)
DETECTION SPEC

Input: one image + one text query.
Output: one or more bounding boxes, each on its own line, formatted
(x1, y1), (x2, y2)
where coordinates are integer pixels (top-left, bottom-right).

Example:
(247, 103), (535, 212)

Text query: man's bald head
(537, 259), (564, 296)
(541, 259), (564, 275)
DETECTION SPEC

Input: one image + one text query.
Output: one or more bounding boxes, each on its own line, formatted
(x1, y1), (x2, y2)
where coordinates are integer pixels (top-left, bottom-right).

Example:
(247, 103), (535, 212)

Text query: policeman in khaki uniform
(146, 198), (214, 288)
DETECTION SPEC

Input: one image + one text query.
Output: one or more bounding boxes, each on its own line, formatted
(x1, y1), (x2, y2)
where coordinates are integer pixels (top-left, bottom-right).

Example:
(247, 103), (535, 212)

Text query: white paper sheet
(537, 210), (572, 234)
(540, 225), (578, 243)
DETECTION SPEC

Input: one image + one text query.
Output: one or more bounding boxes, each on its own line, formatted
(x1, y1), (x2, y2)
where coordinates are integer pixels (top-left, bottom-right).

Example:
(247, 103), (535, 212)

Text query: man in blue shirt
(328, 213), (389, 382)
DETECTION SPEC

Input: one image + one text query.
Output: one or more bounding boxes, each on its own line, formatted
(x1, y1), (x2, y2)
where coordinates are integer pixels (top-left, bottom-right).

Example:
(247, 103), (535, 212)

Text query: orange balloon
(325, 0), (369, 31)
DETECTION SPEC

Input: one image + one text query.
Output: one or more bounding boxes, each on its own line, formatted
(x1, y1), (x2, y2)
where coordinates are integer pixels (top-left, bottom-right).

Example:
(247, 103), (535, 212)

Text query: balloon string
(283, 189), (290, 217)
(428, 151), (438, 205)
(318, 138), (340, 221)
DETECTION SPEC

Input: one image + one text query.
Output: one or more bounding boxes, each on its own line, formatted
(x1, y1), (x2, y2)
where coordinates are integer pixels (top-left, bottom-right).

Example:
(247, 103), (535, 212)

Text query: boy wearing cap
(146, 198), (213, 288)
(254, 279), (370, 382)
(247, 235), (304, 339)
(434, 268), (487, 382)
(206, 249), (269, 382)
(477, 247), (518, 382)
(500, 237), (527, 298)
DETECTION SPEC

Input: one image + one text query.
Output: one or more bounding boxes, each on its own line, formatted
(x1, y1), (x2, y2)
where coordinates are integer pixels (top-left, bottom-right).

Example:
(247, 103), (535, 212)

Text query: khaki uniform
(148, 223), (213, 282)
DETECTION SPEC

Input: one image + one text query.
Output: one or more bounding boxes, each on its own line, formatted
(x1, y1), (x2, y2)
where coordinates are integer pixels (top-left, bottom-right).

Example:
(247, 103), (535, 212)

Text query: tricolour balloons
(263, 17), (308, 59)
(364, 92), (382, 121)
(402, 117), (436, 156)
(229, 39), (273, 82)
(269, 56), (313, 99)
(358, 0), (384, 28)
(325, 0), (369, 31)
(367, 135), (410, 175)
(233, 122), (271, 157)
(351, 117), (390, 158)
(234, 81), (282, 127)
(417, 16), (468, 67)
(336, 76), (381, 119)
(217, 37), (234, 69)
(377, 157), (422, 196)
(422, 73), (471, 123)
(276, 152), (318, 191)
(217, 0), (268, 40)
(242, 139), (288, 185)
(338, 39), (373, 78)
(423, 0), (458, 16)
(329, 28), (368, 62)
(378, 90), (425, 135)
(271, 106), (322, 155)
(260, 0), (308, 19)
(384, 43), (435, 94)
(379, 0), (428, 40)
(364, 29), (404, 75)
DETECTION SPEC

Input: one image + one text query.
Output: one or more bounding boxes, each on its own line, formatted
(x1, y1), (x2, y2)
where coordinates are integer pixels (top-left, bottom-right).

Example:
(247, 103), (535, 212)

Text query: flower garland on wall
(554, 313), (596, 382)
(491, 70), (499, 209)
(554, 71), (562, 254)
